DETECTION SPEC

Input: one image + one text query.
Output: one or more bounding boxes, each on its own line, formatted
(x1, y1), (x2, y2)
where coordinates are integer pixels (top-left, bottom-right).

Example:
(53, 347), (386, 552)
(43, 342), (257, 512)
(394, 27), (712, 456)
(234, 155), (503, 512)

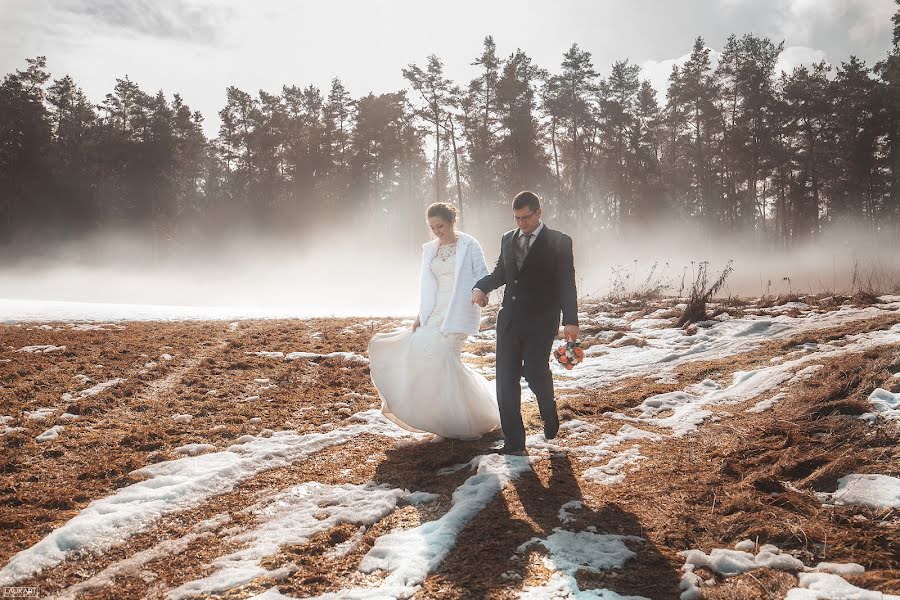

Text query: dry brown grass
(1, 306), (898, 599)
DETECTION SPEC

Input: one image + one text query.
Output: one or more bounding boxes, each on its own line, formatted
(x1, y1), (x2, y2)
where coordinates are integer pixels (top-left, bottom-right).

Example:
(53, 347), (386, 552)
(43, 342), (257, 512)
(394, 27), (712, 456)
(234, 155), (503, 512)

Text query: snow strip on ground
(266, 454), (537, 600)
(247, 350), (369, 364)
(605, 324), (900, 436)
(167, 483), (410, 599)
(0, 410), (423, 586)
(558, 304), (898, 389)
(55, 515), (231, 600)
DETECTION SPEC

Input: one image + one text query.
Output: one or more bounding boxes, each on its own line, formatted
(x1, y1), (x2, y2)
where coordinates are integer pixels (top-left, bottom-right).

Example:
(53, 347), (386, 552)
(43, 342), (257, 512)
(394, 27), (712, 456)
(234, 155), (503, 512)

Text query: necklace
(437, 243), (457, 262)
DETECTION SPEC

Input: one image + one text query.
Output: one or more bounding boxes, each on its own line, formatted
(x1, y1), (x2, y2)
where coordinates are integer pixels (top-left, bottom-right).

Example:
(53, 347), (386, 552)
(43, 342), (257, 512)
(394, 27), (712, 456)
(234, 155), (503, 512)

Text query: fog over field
(2, 222), (897, 319)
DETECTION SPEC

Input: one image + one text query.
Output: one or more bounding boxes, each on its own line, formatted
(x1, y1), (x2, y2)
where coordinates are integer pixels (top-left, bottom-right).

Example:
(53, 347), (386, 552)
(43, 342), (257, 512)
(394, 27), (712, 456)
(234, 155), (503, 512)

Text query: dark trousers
(495, 322), (558, 447)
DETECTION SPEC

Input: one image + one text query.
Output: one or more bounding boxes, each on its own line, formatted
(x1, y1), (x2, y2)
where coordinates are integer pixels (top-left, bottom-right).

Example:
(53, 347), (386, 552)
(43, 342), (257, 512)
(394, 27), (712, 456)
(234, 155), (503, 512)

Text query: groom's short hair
(512, 190), (540, 212)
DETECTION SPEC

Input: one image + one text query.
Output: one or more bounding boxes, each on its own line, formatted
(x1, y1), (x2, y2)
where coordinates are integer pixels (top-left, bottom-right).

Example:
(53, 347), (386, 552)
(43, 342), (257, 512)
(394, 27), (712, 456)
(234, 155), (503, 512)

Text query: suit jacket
(474, 225), (578, 334)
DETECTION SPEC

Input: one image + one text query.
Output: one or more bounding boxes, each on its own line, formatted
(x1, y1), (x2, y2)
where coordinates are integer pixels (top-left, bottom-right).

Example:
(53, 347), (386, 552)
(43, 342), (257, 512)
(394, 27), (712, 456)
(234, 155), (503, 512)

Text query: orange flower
(574, 347), (584, 358)
(559, 355), (568, 363)
(565, 364), (574, 370)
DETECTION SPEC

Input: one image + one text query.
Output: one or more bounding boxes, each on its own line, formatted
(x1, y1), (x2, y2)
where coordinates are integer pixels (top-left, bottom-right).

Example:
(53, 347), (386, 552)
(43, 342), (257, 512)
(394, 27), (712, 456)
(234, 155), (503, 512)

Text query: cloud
(57, 0), (233, 45)
(640, 42), (829, 100)
(776, 45), (828, 75)
(717, 0), (893, 63)
(640, 48), (723, 100)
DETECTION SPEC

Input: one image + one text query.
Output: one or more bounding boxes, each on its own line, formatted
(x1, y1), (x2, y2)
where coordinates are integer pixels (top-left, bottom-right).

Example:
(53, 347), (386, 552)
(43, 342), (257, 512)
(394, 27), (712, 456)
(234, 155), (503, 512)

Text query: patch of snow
(17, 345), (66, 353)
(285, 350), (369, 364)
(812, 562), (866, 576)
(558, 500), (583, 524)
(249, 350), (370, 364)
(559, 419), (599, 437)
(520, 529), (647, 600)
(785, 572), (900, 599)
(64, 378), (125, 401)
(25, 407), (55, 421)
(789, 364), (824, 383)
(404, 491), (440, 505)
(582, 447), (646, 485)
(172, 414), (193, 424)
(36, 425), (64, 443)
(746, 392), (787, 413)
(437, 461), (473, 475)
(174, 443), (216, 457)
(817, 474), (900, 509)
(248, 351), (284, 359)
(679, 563), (703, 600)
(864, 388), (900, 420)
(680, 544), (804, 577)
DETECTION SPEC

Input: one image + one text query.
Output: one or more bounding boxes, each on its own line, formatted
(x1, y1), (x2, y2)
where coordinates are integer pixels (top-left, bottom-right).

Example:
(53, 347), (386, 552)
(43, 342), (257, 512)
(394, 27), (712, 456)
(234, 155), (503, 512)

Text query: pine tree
(597, 59), (641, 226)
(494, 50), (549, 203)
(462, 37), (502, 211)
(0, 57), (52, 238)
(547, 44), (599, 221)
(403, 55), (456, 204)
(782, 62), (832, 239)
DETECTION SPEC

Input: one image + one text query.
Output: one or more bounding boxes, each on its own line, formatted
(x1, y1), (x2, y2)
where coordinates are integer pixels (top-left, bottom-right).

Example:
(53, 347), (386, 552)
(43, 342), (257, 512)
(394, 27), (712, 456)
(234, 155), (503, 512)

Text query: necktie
(516, 233), (532, 269)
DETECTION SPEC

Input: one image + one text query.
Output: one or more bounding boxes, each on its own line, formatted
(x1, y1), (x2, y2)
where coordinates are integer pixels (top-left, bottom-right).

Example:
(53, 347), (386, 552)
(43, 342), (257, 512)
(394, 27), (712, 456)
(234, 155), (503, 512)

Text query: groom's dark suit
(474, 224), (578, 449)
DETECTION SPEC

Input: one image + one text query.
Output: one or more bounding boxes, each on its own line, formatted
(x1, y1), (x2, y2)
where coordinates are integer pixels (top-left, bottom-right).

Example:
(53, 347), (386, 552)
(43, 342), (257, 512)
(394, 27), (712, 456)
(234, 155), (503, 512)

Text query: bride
(368, 202), (501, 440)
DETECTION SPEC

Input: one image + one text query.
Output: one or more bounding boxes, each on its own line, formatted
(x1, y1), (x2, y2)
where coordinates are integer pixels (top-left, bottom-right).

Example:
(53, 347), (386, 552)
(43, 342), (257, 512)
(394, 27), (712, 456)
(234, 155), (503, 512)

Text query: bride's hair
(426, 202), (457, 224)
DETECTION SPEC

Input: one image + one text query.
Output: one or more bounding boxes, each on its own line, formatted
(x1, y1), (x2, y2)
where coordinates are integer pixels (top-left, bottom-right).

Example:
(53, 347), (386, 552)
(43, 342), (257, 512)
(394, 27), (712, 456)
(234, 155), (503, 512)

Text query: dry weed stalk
(677, 260), (734, 327)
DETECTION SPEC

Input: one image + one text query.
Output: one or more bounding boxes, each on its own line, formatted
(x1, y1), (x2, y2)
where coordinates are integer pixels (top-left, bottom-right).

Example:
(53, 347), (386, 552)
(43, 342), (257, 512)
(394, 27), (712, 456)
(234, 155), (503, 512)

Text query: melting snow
(0, 410), (423, 586)
(817, 474), (900, 509)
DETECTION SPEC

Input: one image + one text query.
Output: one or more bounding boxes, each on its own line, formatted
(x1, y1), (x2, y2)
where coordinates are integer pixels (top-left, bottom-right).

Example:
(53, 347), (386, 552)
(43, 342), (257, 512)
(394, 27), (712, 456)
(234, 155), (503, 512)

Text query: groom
(472, 191), (579, 455)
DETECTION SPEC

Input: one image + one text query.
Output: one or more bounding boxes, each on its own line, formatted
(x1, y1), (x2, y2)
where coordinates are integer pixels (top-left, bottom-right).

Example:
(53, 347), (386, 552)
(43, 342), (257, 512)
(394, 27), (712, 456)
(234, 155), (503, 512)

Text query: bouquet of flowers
(553, 341), (584, 370)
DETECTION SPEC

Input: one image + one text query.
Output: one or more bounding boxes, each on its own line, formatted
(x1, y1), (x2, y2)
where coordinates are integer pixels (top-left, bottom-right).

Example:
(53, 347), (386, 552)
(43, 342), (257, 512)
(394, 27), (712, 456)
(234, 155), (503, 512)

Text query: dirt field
(1, 299), (898, 599)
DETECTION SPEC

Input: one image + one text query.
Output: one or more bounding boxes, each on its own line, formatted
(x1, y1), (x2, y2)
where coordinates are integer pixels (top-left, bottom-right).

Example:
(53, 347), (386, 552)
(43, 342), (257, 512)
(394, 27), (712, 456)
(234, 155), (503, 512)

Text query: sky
(2, 0), (896, 139)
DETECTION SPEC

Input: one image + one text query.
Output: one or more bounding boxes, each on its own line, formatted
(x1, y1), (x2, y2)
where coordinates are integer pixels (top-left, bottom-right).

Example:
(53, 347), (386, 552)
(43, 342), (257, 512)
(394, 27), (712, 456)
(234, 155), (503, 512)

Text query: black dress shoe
(544, 416), (560, 440)
(496, 443), (526, 456)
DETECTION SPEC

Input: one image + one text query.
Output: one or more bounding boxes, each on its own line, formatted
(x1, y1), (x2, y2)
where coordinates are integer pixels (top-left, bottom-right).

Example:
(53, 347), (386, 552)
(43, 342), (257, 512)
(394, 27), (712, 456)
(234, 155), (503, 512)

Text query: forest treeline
(2, 3), (900, 255)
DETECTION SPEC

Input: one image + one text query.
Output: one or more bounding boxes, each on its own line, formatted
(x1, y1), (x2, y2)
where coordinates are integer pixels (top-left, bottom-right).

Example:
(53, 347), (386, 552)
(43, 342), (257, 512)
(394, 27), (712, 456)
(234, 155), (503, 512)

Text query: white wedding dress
(368, 243), (500, 439)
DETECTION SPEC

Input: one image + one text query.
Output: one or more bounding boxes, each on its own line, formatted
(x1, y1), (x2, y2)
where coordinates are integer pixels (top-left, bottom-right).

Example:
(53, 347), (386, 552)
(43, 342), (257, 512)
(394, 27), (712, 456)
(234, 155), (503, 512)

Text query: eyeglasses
(513, 212), (536, 223)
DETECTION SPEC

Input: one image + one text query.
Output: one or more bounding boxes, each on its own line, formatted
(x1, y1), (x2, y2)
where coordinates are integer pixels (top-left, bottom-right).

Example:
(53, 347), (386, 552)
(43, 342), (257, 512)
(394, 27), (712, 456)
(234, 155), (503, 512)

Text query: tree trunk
(552, 116), (561, 192)
(433, 100), (441, 203)
(448, 114), (464, 228)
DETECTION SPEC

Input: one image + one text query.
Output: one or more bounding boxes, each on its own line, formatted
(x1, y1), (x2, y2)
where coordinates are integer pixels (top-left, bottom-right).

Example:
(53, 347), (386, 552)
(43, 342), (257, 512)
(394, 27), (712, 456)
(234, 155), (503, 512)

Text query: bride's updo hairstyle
(426, 202), (457, 225)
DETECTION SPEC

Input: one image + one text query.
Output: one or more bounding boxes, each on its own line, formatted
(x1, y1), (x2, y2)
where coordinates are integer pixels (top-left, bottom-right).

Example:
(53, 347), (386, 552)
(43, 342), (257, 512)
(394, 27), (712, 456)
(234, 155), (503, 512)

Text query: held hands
(471, 288), (488, 308)
(412, 317), (421, 331)
(563, 324), (579, 342)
